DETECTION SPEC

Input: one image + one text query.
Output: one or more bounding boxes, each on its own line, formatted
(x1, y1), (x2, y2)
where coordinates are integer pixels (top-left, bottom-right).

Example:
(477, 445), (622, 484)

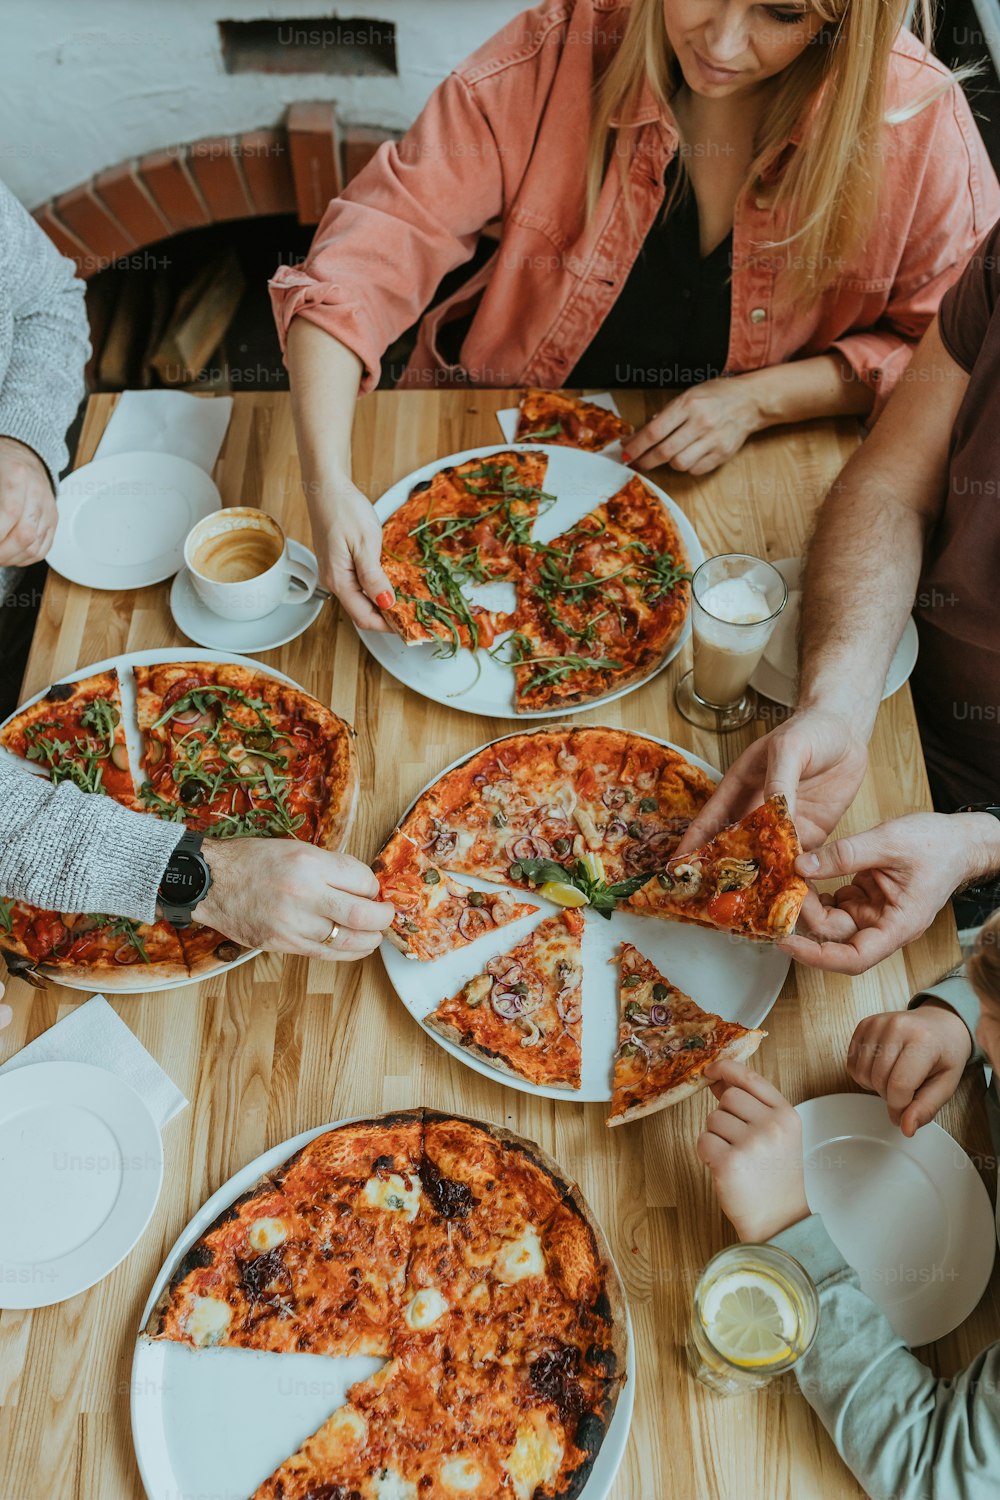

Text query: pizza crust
(607, 1027), (766, 1126)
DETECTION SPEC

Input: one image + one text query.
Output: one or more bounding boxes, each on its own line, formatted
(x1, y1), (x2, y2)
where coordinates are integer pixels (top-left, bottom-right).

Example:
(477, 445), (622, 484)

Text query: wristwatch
(157, 830), (212, 927)
(956, 803), (1000, 898)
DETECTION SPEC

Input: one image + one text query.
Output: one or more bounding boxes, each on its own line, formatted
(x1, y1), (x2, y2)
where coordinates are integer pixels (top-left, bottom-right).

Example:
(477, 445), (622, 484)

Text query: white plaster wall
(0, 0), (525, 207)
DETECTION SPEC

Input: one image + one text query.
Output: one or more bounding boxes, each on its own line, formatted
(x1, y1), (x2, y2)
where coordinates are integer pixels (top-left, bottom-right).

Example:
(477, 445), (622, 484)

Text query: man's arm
(677, 318), (969, 853)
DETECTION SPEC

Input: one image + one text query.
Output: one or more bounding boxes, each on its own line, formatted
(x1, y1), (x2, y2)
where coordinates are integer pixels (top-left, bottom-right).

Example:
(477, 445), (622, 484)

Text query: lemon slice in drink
(699, 1270), (799, 1369)
(538, 880), (588, 908)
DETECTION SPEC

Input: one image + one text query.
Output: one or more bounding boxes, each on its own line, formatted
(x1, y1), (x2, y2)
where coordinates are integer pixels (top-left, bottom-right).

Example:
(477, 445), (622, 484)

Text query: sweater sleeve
(769, 1213), (1000, 1500)
(0, 763), (184, 922)
(0, 181), (90, 488)
(909, 971), (987, 1068)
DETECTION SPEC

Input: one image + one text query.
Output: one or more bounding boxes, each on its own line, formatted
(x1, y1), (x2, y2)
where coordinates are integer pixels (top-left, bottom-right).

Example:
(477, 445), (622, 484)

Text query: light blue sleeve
(769, 1213), (1000, 1500)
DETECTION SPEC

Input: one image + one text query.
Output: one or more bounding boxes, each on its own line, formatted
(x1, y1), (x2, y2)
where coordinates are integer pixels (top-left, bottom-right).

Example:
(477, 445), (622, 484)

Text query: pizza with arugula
(514, 389), (633, 452)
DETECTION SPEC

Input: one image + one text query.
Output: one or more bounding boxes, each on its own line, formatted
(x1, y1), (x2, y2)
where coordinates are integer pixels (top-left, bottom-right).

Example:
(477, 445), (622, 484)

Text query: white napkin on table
(0, 994), (188, 1130)
(495, 391), (628, 461)
(94, 390), (233, 474)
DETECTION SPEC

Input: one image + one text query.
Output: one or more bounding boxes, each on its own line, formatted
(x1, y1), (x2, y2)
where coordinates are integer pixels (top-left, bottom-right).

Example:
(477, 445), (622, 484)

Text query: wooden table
(1, 391), (995, 1500)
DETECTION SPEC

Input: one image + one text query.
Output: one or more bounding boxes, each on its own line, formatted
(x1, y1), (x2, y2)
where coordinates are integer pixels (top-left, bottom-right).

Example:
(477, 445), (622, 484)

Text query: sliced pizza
(607, 944), (766, 1125)
(627, 794), (808, 940)
(0, 899), (187, 988)
(514, 389), (633, 452)
(507, 474), (690, 712)
(0, 668), (135, 802)
(426, 910), (584, 1089)
(379, 450), (550, 651)
(374, 828), (537, 961)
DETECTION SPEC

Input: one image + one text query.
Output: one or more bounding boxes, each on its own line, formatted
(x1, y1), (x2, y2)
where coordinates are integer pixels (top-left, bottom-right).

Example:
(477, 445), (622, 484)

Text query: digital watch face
(159, 850), (209, 906)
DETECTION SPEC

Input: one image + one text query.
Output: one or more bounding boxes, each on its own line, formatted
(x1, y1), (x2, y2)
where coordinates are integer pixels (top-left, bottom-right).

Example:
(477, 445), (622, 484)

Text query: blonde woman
(271, 0), (998, 631)
(699, 904), (1000, 1499)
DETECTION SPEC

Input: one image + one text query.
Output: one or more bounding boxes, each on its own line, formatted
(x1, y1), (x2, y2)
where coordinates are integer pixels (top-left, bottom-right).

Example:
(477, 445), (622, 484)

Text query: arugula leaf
(521, 422), (564, 441)
(0, 897), (14, 935)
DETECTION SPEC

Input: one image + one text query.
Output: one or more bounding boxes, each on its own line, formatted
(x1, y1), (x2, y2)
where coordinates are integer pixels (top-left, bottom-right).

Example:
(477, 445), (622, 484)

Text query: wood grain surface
(1, 391), (994, 1500)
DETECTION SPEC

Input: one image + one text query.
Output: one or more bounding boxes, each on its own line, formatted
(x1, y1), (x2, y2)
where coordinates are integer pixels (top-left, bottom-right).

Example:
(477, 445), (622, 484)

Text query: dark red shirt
(913, 220), (1000, 808)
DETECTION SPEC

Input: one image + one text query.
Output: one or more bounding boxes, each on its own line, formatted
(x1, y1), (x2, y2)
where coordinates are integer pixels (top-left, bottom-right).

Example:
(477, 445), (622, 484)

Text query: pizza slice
(514, 388), (633, 452)
(379, 449), (550, 652)
(425, 909), (584, 1089)
(626, 794), (808, 940)
(0, 899), (187, 987)
(0, 668), (135, 803)
(507, 475), (690, 713)
(607, 944), (766, 1125)
(374, 828), (538, 961)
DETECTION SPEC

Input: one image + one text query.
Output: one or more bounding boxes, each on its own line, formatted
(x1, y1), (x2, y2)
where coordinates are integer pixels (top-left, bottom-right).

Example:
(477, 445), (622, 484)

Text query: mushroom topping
(715, 858), (759, 892)
(657, 860), (703, 899)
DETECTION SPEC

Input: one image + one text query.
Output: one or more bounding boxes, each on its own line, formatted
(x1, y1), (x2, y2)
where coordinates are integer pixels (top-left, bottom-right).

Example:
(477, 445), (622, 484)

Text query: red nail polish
(375, 590), (394, 608)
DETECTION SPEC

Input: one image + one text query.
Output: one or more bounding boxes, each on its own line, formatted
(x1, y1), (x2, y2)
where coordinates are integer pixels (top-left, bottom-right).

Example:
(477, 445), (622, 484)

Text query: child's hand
(697, 1060), (810, 1243)
(847, 1003), (972, 1136)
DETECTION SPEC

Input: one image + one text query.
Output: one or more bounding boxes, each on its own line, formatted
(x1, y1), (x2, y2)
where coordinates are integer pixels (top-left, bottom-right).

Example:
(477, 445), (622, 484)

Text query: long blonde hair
(587, 0), (968, 296)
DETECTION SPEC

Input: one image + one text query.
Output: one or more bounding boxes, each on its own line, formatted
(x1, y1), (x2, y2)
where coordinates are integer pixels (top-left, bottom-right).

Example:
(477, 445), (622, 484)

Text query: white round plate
(359, 443), (704, 719)
(132, 1116), (635, 1500)
(380, 731), (791, 1102)
(750, 557), (919, 708)
(797, 1093), (996, 1346)
(0, 648), (300, 993)
(0, 1060), (163, 1309)
(48, 452), (221, 590)
(169, 566), (326, 653)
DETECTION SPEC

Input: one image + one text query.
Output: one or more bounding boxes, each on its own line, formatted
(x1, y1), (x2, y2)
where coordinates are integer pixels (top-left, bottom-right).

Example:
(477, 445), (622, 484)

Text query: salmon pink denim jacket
(269, 0), (999, 414)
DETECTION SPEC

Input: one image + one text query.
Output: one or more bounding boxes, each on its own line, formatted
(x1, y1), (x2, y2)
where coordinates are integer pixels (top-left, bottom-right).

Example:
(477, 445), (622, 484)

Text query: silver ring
(324, 921), (341, 945)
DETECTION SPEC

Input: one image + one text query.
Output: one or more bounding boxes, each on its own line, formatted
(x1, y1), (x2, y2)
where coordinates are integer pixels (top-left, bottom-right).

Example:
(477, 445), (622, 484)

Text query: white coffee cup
(183, 507), (319, 622)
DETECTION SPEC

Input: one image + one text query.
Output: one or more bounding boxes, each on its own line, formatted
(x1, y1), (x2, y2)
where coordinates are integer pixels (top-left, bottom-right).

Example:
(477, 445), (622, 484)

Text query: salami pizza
(143, 1110), (627, 1500)
(426, 910), (584, 1089)
(514, 389), (633, 452)
(607, 944), (766, 1125)
(627, 795), (808, 940)
(0, 657), (358, 989)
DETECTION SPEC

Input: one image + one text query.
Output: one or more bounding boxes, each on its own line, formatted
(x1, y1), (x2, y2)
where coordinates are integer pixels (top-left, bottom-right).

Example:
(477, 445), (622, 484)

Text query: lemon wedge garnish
(700, 1270), (799, 1369)
(538, 880), (588, 908)
(578, 852), (606, 883)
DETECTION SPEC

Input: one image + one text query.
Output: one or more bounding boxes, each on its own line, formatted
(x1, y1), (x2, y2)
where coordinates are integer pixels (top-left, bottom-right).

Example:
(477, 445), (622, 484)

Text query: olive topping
(652, 982), (669, 1001)
(180, 779), (207, 806)
(467, 890), (486, 908)
(639, 797), (658, 812)
(422, 869), (441, 885)
(552, 837), (572, 857)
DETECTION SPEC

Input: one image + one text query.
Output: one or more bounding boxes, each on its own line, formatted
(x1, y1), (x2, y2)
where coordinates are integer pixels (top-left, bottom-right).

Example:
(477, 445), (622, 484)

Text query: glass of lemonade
(687, 1244), (819, 1396)
(675, 554), (787, 732)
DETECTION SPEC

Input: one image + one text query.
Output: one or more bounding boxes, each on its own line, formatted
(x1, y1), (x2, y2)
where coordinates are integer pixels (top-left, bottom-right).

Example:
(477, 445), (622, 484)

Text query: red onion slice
(648, 1003), (671, 1026)
(506, 835), (551, 862)
(491, 989), (525, 1019)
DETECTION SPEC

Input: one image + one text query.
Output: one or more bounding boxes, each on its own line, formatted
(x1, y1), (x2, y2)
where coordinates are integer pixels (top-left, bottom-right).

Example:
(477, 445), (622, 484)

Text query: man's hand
(780, 812), (1000, 974)
(0, 437), (57, 567)
(0, 952), (11, 1031)
(309, 477), (394, 633)
(847, 1004), (972, 1136)
(676, 707), (869, 856)
(194, 838), (394, 960)
(623, 376), (762, 476)
(696, 1060), (811, 1243)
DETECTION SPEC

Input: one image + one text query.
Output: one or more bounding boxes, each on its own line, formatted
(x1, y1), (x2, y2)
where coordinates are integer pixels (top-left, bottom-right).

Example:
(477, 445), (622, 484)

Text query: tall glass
(675, 554), (787, 732)
(687, 1243), (819, 1396)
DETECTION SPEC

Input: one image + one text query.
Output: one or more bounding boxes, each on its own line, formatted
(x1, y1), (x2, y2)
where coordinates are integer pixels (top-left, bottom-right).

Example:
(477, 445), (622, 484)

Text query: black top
(567, 160), (733, 389)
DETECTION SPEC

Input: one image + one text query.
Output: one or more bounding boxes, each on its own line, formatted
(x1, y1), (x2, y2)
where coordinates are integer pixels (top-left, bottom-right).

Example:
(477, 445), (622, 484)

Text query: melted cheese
(404, 1286), (448, 1330)
(504, 1413), (564, 1500)
(247, 1216), (287, 1252)
(372, 1470), (417, 1500)
(326, 1405), (368, 1448)
(363, 1172), (422, 1220)
(424, 876), (455, 913)
(440, 1456), (484, 1492)
(493, 1226), (545, 1284)
(464, 1280), (490, 1310)
(184, 1295), (231, 1347)
(454, 829), (477, 855)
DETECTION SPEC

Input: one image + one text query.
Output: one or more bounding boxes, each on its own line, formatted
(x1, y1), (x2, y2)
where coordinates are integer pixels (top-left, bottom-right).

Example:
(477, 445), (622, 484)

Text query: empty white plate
(0, 1060), (163, 1309)
(751, 557), (919, 708)
(48, 451), (221, 590)
(797, 1093), (996, 1346)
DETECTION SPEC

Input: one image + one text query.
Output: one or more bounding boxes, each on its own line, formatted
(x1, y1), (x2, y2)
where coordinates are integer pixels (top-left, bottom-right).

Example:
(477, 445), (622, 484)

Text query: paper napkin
(0, 994), (188, 1130)
(94, 390), (233, 474)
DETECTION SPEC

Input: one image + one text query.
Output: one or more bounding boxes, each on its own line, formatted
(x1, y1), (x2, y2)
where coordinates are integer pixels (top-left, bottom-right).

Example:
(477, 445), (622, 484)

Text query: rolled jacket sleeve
(770, 1213), (1000, 1500)
(269, 70), (507, 391)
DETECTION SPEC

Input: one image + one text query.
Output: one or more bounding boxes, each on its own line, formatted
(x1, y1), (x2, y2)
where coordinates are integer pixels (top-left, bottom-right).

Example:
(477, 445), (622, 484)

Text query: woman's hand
(310, 477), (395, 632)
(697, 1060), (810, 1243)
(0, 952), (11, 1031)
(847, 1005), (973, 1137)
(0, 437), (57, 567)
(623, 375), (763, 475)
(780, 812), (1000, 975)
(195, 838), (394, 960)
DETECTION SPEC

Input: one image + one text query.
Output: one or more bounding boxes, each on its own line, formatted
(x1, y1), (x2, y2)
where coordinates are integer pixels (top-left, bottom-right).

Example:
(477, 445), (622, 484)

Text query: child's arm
(699, 1060), (1000, 1500)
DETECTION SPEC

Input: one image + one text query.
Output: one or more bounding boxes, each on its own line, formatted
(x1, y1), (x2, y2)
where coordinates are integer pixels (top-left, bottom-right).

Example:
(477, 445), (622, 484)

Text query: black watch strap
(157, 829), (212, 928)
(956, 804), (1000, 898)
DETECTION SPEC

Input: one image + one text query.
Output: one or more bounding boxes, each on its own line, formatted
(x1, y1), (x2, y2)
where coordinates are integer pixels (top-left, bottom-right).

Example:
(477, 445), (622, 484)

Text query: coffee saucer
(169, 566), (326, 652)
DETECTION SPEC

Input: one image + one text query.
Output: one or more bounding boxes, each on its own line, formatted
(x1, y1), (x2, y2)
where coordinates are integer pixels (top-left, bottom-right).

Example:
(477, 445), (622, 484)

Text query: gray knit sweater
(0, 184), (185, 923)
